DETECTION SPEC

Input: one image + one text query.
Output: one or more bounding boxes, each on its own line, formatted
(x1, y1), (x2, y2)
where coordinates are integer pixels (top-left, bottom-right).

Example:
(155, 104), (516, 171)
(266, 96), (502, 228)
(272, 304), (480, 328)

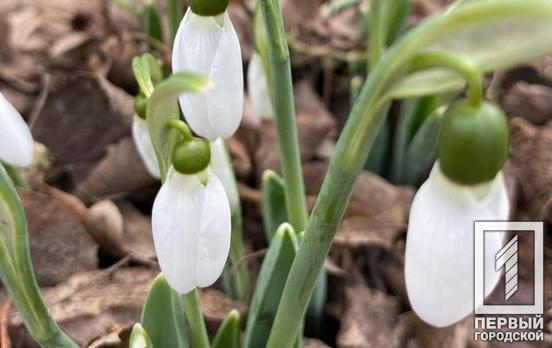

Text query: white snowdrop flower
(247, 52), (273, 119)
(152, 167), (231, 294)
(405, 163), (509, 327)
(210, 138), (239, 211)
(0, 92), (34, 167)
(172, 8), (243, 140)
(132, 116), (160, 178)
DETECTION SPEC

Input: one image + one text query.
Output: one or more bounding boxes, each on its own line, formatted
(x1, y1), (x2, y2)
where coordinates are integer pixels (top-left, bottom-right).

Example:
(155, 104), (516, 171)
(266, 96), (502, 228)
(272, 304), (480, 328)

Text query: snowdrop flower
(0, 92), (33, 167)
(132, 115), (160, 178)
(405, 100), (510, 327)
(247, 52), (273, 119)
(152, 135), (231, 294)
(405, 164), (509, 327)
(210, 138), (239, 211)
(172, 1), (243, 140)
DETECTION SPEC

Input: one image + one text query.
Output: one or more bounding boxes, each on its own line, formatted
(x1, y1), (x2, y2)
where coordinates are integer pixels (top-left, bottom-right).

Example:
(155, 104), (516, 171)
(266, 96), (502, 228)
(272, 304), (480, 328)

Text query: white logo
(495, 235), (518, 301)
(474, 221), (543, 315)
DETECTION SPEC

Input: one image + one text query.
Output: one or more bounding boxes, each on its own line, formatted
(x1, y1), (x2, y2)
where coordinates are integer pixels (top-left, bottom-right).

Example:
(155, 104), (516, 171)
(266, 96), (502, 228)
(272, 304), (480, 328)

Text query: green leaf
(144, 3), (163, 48)
(400, 109), (444, 186)
(0, 166), (78, 347)
(141, 274), (189, 348)
(167, 0), (184, 44)
(261, 170), (288, 243)
(244, 223), (298, 348)
(212, 310), (241, 348)
(390, 96), (441, 183)
(384, 0), (552, 100)
(146, 72), (209, 181)
(132, 55), (155, 97)
(129, 323), (153, 348)
(363, 117), (388, 175)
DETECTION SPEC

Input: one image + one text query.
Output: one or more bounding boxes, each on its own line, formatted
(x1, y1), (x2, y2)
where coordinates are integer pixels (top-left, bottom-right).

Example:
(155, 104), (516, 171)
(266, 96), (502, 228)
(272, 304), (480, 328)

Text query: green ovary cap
(172, 138), (211, 174)
(438, 100), (509, 185)
(189, 0), (229, 16)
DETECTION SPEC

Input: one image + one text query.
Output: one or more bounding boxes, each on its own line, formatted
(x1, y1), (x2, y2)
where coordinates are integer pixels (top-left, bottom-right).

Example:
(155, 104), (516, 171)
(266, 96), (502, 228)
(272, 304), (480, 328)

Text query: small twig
(1, 299), (11, 348)
(129, 32), (172, 65)
(486, 70), (505, 103)
(287, 29), (366, 64)
(29, 74), (50, 131)
(230, 249), (268, 274)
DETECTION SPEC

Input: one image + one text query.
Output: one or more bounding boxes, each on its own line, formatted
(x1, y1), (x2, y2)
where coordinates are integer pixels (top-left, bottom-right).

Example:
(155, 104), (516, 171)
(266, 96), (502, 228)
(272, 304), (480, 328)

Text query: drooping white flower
(247, 52), (273, 119)
(0, 92), (34, 167)
(152, 167), (231, 294)
(210, 138), (239, 211)
(172, 9), (243, 140)
(132, 116), (160, 178)
(405, 163), (509, 327)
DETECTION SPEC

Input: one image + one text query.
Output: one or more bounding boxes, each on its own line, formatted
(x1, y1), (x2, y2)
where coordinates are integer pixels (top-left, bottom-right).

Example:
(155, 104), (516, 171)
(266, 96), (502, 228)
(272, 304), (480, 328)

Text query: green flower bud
(189, 0), (229, 17)
(172, 138), (211, 175)
(134, 94), (148, 119)
(438, 100), (509, 185)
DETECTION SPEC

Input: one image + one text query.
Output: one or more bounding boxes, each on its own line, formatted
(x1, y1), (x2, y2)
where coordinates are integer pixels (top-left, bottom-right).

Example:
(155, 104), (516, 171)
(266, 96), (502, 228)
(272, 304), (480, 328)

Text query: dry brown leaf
(20, 190), (98, 287)
(9, 268), (157, 347)
(502, 82), (552, 125)
(74, 137), (158, 205)
(336, 278), (401, 348)
(509, 118), (552, 220)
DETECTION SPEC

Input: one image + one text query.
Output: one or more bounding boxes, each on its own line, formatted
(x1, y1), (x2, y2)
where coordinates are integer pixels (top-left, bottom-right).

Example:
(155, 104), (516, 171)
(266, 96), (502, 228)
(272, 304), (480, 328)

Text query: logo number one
(495, 235), (518, 301)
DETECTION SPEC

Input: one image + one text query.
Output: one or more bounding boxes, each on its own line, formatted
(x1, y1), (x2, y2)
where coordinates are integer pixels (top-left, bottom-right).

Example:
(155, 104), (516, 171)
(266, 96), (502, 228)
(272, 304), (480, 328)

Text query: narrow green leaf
(144, 3), (163, 48)
(132, 56), (155, 97)
(305, 269), (327, 336)
(212, 310), (241, 348)
(167, 0), (183, 44)
(260, 170), (288, 243)
(130, 323), (153, 348)
(400, 109), (444, 186)
(141, 274), (189, 348)
(390, 96), (441, 183)
(363, 118), (388, 175)
(385, 0), (552, 100)
(244, 223), (298, 348)
(146, 72), (209, 180)
(0, 166), (77, 347)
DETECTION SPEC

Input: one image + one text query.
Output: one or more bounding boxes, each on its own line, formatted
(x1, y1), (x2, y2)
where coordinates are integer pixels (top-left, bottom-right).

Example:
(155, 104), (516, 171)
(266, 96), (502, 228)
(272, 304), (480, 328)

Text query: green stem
(167, 0), (183, 45)
(166, 119), (193, 141)
(410, 52), (483, 106)
(182, 289), (210, 348)
(259, 0), (308, 233)
(229, 207), (251, 301)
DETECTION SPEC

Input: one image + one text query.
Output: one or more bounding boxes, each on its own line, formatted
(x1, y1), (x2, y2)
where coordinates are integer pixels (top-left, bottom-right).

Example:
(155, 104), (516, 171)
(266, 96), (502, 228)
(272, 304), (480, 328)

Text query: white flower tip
(0, 92), (34, 167)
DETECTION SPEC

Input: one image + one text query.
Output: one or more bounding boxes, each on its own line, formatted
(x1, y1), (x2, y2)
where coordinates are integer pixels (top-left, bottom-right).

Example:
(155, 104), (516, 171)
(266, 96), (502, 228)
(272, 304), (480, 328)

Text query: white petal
(0, 92), (34, 167)
(247, 52), (274, 119)
(210, 138), (239, 211)
(172, 10), (243, 140)
(132, 116), (160, 178)
(405, 163), (509, 327)
(152, 168), (231, 294)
